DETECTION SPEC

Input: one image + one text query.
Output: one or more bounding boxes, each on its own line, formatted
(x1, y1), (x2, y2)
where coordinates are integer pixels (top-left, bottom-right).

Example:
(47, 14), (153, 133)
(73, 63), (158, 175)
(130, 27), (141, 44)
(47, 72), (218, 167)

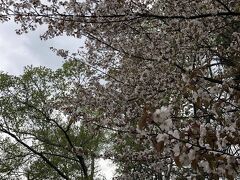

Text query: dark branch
(215, 0), (232, 12)
(0, 127), (69, 180)
(17, 100), (89, 178)
(137, 11), (240, 20)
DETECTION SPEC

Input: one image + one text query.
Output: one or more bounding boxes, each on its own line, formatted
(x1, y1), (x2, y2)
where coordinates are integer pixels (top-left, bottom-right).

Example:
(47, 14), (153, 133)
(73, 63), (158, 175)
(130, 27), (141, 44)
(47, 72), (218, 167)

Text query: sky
(0, 21), (115, 179)
(0, 21), (80, 75)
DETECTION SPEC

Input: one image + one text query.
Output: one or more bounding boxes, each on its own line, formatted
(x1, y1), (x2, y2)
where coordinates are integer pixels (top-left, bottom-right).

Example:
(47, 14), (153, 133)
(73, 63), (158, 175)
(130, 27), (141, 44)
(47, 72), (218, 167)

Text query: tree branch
(0, 127), (69, 180)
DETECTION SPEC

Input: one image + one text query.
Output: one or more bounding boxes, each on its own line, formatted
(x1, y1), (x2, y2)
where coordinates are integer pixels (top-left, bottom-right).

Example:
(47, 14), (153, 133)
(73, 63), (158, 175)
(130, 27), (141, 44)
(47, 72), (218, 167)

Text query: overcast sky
(0, 21), (115, 179)
(0, 21), (82, 75)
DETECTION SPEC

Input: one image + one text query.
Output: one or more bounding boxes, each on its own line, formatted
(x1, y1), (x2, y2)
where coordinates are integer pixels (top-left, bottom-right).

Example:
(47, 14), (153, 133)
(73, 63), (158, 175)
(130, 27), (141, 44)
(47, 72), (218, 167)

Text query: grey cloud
(0, 21), (84, 75)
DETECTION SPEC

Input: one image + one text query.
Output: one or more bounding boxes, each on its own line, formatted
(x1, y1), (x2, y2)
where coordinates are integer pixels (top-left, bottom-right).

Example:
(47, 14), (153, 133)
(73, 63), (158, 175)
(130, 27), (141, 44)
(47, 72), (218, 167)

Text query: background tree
(0, 0), (240, 179)
(0, 60), (108, 180)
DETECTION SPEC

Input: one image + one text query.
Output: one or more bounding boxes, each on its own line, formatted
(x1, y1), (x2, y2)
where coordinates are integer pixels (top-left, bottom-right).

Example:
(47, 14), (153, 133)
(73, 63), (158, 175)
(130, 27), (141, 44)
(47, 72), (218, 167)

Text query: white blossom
(152, 106), (171, 123)
(172, 130), (180, 139)
(200, 124), (207, 138)
(173, 144), (180, 156)
(160, 118), (172, 131)
(198, 160), (211, 173)
(156, 133), (168, 143)
(188, 149), (195, 161)
(179, 153), (190, 166)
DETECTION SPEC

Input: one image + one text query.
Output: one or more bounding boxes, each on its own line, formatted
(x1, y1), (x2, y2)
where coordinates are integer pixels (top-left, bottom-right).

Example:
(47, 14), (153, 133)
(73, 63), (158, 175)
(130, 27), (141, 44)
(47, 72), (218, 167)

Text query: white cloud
(0, 21), (83, 75)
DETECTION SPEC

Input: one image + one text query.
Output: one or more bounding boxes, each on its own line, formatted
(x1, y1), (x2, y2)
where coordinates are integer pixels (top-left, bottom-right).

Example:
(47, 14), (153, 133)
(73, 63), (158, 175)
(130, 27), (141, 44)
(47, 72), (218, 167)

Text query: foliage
(0, 0), (240, 179)
(0, 62), (107, 179)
